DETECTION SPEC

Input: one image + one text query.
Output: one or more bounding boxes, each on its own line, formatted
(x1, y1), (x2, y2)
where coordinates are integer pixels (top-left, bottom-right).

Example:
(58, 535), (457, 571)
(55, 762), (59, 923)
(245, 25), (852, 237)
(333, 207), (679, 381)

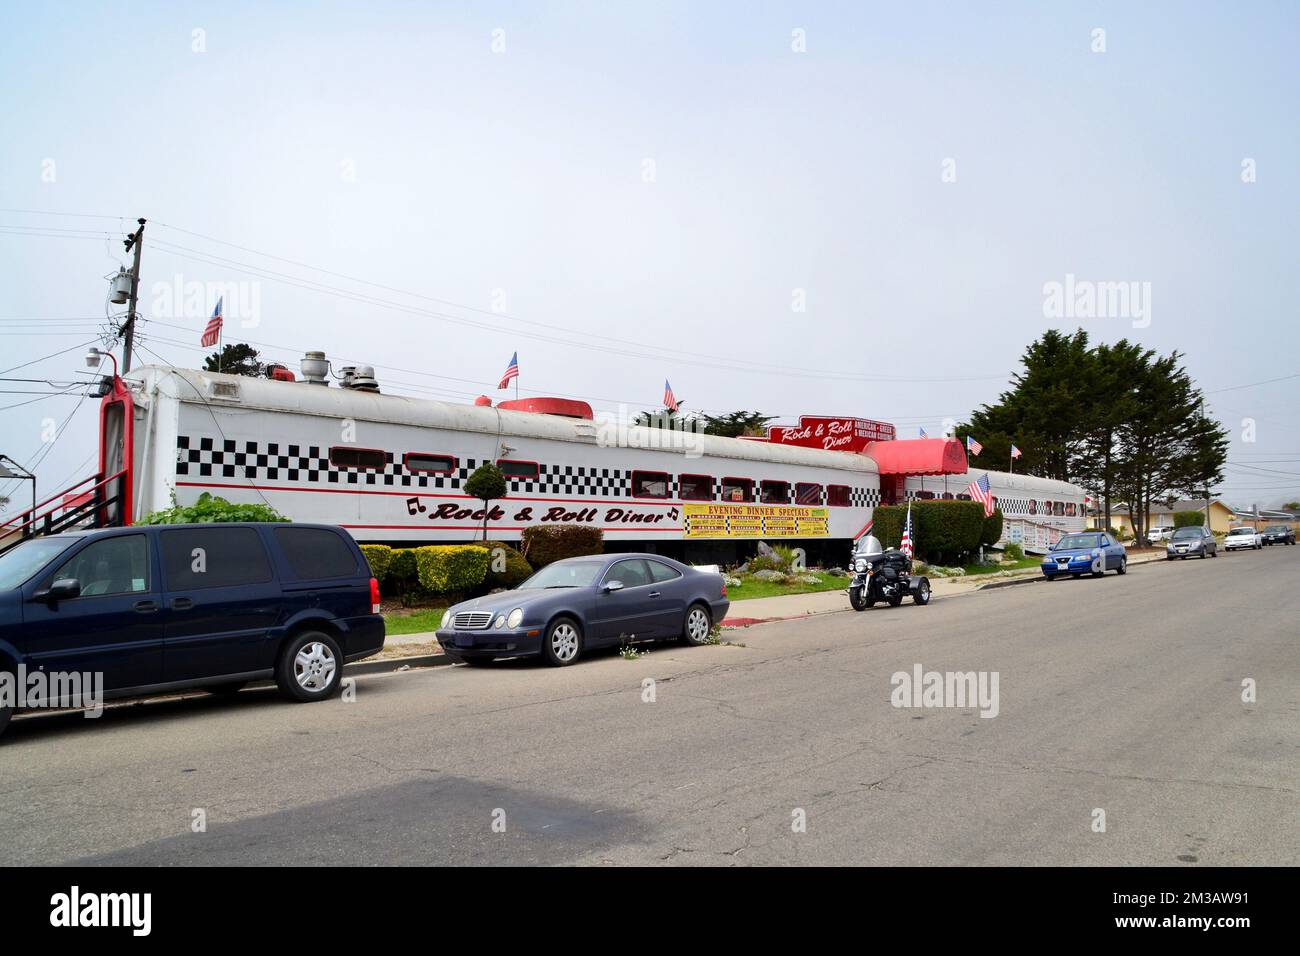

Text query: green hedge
(981, 508), (1004, 548)
(472, 540), (534, 589)
(413, 545), (491, 593)
(1173, 511), (1204, 528)
(872, 500), (989, 564)
(359, 544), (393, 582)
(520, 525), (604, 568)
(139, 491), (287, 524)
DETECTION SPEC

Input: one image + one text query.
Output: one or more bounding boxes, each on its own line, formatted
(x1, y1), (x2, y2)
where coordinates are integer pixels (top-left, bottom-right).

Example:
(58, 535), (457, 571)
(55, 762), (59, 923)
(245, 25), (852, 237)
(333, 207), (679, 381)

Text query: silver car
(1166, 526), (1216, 560)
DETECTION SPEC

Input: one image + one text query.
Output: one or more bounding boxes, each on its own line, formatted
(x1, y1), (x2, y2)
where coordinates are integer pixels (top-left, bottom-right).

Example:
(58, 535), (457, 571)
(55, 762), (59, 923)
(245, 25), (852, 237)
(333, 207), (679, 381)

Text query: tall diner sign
(767, 415), (896, 452)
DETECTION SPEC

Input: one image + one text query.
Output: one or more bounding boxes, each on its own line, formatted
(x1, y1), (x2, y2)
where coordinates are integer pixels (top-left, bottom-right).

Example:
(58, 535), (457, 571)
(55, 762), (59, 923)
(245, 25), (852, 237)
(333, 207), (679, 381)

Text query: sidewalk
(361, 550), (1171, 666)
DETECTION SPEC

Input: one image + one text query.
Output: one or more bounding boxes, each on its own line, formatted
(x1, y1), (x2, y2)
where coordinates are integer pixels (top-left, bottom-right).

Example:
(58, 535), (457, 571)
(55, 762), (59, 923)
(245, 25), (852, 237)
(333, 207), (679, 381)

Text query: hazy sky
(2, 1), (1297, 513)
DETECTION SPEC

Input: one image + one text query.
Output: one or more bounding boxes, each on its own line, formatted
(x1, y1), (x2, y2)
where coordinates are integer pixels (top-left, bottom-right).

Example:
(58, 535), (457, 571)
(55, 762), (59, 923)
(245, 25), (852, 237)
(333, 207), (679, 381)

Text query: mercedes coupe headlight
(494, 614), (506, 629)
(440, 609), (452, 629)
(507, 608), (524, 628)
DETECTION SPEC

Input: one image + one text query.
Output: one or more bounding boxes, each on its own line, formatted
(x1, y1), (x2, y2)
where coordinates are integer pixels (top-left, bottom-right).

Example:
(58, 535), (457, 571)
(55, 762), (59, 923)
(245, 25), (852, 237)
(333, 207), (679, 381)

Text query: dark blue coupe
(436, 553), (730, 666)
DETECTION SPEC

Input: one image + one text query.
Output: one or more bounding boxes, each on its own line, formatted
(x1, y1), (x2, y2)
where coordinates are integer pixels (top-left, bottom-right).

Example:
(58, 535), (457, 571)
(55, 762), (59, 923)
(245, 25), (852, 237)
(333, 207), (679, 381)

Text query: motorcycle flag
(900, 501), (914, 559)
(1010, 444), (1022, 459)
(663, 379), (679, 412)
(497, 352), (519, 389)
(968, 472), (995, 517)
(966, 435), (983, 457)
(201, 297), (223, 348)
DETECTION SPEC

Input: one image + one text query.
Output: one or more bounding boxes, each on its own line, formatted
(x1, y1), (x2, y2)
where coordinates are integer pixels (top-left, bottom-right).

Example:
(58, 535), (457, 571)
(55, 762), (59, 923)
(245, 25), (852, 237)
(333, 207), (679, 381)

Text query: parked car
(1166, 526), (1216, 559)
(436, 553), (730, 666)
(1261, 524), (1296, 546)
(1224, 526), (1263, 551)
(0, 523), (384, 737)
(1041, 532), (1127, 579)
(1147, 526), (1177, 543)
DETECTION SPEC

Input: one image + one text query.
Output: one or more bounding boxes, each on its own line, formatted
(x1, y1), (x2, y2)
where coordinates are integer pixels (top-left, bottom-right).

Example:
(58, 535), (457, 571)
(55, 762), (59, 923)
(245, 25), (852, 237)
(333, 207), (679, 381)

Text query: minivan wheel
(681, 604), (712, 646)
(540, 617), (582, 667)
(276, 631), (343, 702)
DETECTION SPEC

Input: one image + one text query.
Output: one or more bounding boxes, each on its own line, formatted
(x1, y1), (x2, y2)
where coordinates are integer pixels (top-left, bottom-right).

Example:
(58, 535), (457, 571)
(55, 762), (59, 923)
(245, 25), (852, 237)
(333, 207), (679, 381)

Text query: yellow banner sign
(683, 503), (829, 538)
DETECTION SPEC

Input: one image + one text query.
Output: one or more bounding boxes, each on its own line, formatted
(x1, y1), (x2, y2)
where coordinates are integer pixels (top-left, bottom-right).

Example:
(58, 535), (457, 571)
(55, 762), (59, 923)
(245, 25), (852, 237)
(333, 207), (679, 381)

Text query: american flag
(968, 472), (994, 516)
(900, 501), (914, 559)
(1010, 444), (1022, 459)
(663, 379), (679, 412)
(966, 435), (983, 457)
(919, 426), (928, 438)
(201, 297), (223, 348)
(497, 352), (519, 389)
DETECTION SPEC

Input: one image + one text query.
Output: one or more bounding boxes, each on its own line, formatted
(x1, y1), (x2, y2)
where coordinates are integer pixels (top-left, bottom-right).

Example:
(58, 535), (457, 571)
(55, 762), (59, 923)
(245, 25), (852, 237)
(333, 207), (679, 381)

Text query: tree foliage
(203, 343), (263, 377)
(700, 410), (776, 438)
(464, 463), (508, 541)
(957, 329), (1228, 543)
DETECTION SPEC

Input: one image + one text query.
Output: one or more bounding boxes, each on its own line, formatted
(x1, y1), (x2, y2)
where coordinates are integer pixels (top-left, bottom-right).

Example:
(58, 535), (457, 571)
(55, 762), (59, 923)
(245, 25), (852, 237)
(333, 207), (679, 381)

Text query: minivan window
(273, 527), (359, 579)
(51, 534), (149, 596)
(162, 527), (273, 590)
(0, 537), (75, 589)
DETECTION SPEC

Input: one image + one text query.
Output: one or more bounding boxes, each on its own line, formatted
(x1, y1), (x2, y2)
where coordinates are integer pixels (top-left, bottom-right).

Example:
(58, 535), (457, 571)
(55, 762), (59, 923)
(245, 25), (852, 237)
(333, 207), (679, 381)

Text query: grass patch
(383, 607), (449, 636)
(725, 572), (848, 601)
(953, 557), (1041, 577)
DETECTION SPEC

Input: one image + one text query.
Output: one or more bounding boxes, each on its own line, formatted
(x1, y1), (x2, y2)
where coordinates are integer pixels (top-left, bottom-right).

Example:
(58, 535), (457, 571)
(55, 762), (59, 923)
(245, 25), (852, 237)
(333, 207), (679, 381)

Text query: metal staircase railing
(0, 469), (128, 552)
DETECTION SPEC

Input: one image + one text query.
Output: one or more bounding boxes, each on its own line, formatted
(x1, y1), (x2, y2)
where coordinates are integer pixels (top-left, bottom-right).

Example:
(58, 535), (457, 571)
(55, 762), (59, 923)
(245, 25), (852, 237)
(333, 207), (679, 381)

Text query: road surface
(1, 546), (1296, 865)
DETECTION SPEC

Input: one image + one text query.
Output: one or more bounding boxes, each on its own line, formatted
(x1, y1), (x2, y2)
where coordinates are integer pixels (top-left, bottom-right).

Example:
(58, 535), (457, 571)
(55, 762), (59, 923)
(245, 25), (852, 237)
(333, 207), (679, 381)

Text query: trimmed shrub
(981, 509), (1004, 548)
(471, 540), (534, 589)
(139, 491), (287, 524)
(413, 545), (491, 593)
(359, 544), (393, 583)
(872, 500), (986, 565)
(1173, 511), (1204, 529)
(1004, 542), (1025, 561)
(520, 525), (604, 568)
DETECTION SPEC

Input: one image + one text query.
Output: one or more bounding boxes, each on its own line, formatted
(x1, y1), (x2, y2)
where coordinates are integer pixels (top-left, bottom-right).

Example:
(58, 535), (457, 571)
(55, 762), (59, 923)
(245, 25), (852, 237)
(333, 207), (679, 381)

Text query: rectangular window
(497, 459), (539, 481)
(795, 482), (822, 505)
(678, 474), (713, 501)
(52, 534), (149, 596)
(273, 527), (361, 580)
(330, 446), (387, 470)
(404, 453), (457, 474)
(915, 490), (936, 500)
(632, 470), (671, 499)
(1054, 501), (1065, 516)
(1066, 502), (1077, 517)
(827, 485), (852, 507)
(720, 477), (754, 503)
(760, 480), (790, 504)
(162, 527), (273, 590)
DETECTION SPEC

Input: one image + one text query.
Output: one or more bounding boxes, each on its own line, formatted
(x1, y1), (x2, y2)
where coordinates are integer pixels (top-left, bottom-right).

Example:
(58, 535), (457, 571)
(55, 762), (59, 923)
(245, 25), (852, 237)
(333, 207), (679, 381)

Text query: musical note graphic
(405, 497), (427, 515)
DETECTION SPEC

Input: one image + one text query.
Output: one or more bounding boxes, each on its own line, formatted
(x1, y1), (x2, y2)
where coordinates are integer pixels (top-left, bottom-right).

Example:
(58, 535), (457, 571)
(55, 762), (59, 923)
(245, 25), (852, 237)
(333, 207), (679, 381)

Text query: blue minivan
(0, 523), (384, 737)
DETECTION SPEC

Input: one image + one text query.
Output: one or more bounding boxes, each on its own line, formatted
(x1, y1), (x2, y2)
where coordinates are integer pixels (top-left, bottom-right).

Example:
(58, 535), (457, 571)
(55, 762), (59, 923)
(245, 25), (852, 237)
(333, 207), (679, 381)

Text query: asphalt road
(1, 546), (1296, 866)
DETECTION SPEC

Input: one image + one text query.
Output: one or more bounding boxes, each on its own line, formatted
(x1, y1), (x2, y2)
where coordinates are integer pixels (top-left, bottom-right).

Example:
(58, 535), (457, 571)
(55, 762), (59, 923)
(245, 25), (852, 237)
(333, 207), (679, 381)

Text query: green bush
(472, 540), (534, 589)
(520, 525), (604, 568)
(413, 545), (491, 593)
(1173, 511), (1204, 528)
(139, 491), (287, 524)
(872, 500), (987, 565)
(359, 544), (393, 582)
(981, 508), (1004, 548)
(1004, 542), (1025, 561)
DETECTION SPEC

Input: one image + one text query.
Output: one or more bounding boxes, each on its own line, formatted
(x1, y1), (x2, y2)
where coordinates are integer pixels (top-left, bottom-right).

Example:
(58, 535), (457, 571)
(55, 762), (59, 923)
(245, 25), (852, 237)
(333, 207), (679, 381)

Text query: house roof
(1109, 499), (1231, 515)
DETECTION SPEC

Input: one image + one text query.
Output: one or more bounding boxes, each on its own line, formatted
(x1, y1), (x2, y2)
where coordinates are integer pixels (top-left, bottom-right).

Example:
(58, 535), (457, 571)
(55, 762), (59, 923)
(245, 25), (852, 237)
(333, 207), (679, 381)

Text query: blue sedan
(1041, 532), (1128, 580)
(435, 553), (730, 666)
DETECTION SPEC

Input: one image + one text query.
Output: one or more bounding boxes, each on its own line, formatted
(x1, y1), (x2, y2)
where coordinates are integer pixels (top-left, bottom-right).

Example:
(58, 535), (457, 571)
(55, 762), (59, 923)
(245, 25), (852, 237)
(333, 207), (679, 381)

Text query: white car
(1147, 526), (1177, 542)
(1224, 527), (1263, 551)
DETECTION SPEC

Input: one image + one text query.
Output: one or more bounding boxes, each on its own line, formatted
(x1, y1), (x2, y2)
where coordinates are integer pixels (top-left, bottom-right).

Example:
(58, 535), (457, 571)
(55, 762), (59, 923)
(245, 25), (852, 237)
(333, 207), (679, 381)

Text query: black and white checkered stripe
(175, 436), (875, 504)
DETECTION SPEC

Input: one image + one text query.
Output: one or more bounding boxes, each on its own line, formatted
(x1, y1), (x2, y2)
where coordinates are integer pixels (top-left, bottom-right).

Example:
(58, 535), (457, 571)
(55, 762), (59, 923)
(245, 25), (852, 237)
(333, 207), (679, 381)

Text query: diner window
(795, 482), (822, 505)
(330, 446), (387, 470)
(720, 477), (754, 503)
(760, 480), (790, 504)
(678, 474), (713, 501)
(915, 491), (936, 500)
(497, 459), (539, 481)
(827, 485), (852, 507)
(1066, 502), (1077, 517)
(404, 453), (457, 474)
(632, 470), (671, 499)
(1054, 501), (1065, 516)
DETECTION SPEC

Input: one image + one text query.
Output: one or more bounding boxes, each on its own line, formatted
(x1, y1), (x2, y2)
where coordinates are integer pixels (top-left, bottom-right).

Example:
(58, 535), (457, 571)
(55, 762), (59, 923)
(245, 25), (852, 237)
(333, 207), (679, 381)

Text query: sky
(1, 0), (1298, 514)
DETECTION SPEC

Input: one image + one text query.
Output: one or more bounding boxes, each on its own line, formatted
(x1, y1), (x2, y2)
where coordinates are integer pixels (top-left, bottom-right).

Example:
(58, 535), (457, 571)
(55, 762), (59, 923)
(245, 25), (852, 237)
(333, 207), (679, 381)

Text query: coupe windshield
(1055, 534), (1100, 551)
(0, 536), (76, 590)
(1171, 528), (1201, 540)
(1227, 528), (1252, 536)
(519, 560), (606, 589)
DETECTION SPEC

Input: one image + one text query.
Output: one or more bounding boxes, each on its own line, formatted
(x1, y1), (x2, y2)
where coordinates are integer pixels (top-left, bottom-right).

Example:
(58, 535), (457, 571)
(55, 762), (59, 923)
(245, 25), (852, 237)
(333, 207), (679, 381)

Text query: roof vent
(339, 365), (380, 393)
(300, 351), (329, 385)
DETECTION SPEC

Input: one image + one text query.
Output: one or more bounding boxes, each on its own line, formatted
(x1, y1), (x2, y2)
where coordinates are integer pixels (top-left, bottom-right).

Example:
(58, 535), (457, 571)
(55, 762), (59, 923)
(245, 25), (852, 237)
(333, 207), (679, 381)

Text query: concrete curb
(347, 653), (450, 675)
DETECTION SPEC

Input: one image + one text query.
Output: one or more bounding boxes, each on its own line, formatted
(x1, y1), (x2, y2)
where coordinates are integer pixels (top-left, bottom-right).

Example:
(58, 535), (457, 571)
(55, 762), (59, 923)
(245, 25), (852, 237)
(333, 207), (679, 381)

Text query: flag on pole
(966, 435), (983, 457)
(1010, 444), (1022, 460)
(201, 297), (223, 347)
(497, 352), (519, 389)
(900, 501), (914, 559)
(968, 472), (994, 517)
(919, 426), (928, 439)
(663, 379), (679, 412)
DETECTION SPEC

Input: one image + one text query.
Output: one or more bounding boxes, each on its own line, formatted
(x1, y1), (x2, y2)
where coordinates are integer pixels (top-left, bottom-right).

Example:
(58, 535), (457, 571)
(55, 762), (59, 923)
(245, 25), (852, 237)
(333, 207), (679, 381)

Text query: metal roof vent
(300, 351), (330, 385)
(340, 365), (380, 393)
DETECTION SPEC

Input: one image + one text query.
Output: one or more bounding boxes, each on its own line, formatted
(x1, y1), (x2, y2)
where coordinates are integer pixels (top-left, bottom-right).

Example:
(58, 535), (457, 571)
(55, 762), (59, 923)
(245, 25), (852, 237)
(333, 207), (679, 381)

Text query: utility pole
(121, 218), (146, 373)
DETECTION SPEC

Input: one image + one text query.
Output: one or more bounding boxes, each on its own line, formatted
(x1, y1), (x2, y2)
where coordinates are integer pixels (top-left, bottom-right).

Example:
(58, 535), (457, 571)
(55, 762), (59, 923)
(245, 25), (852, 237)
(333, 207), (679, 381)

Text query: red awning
(863, 438), (968, 476)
